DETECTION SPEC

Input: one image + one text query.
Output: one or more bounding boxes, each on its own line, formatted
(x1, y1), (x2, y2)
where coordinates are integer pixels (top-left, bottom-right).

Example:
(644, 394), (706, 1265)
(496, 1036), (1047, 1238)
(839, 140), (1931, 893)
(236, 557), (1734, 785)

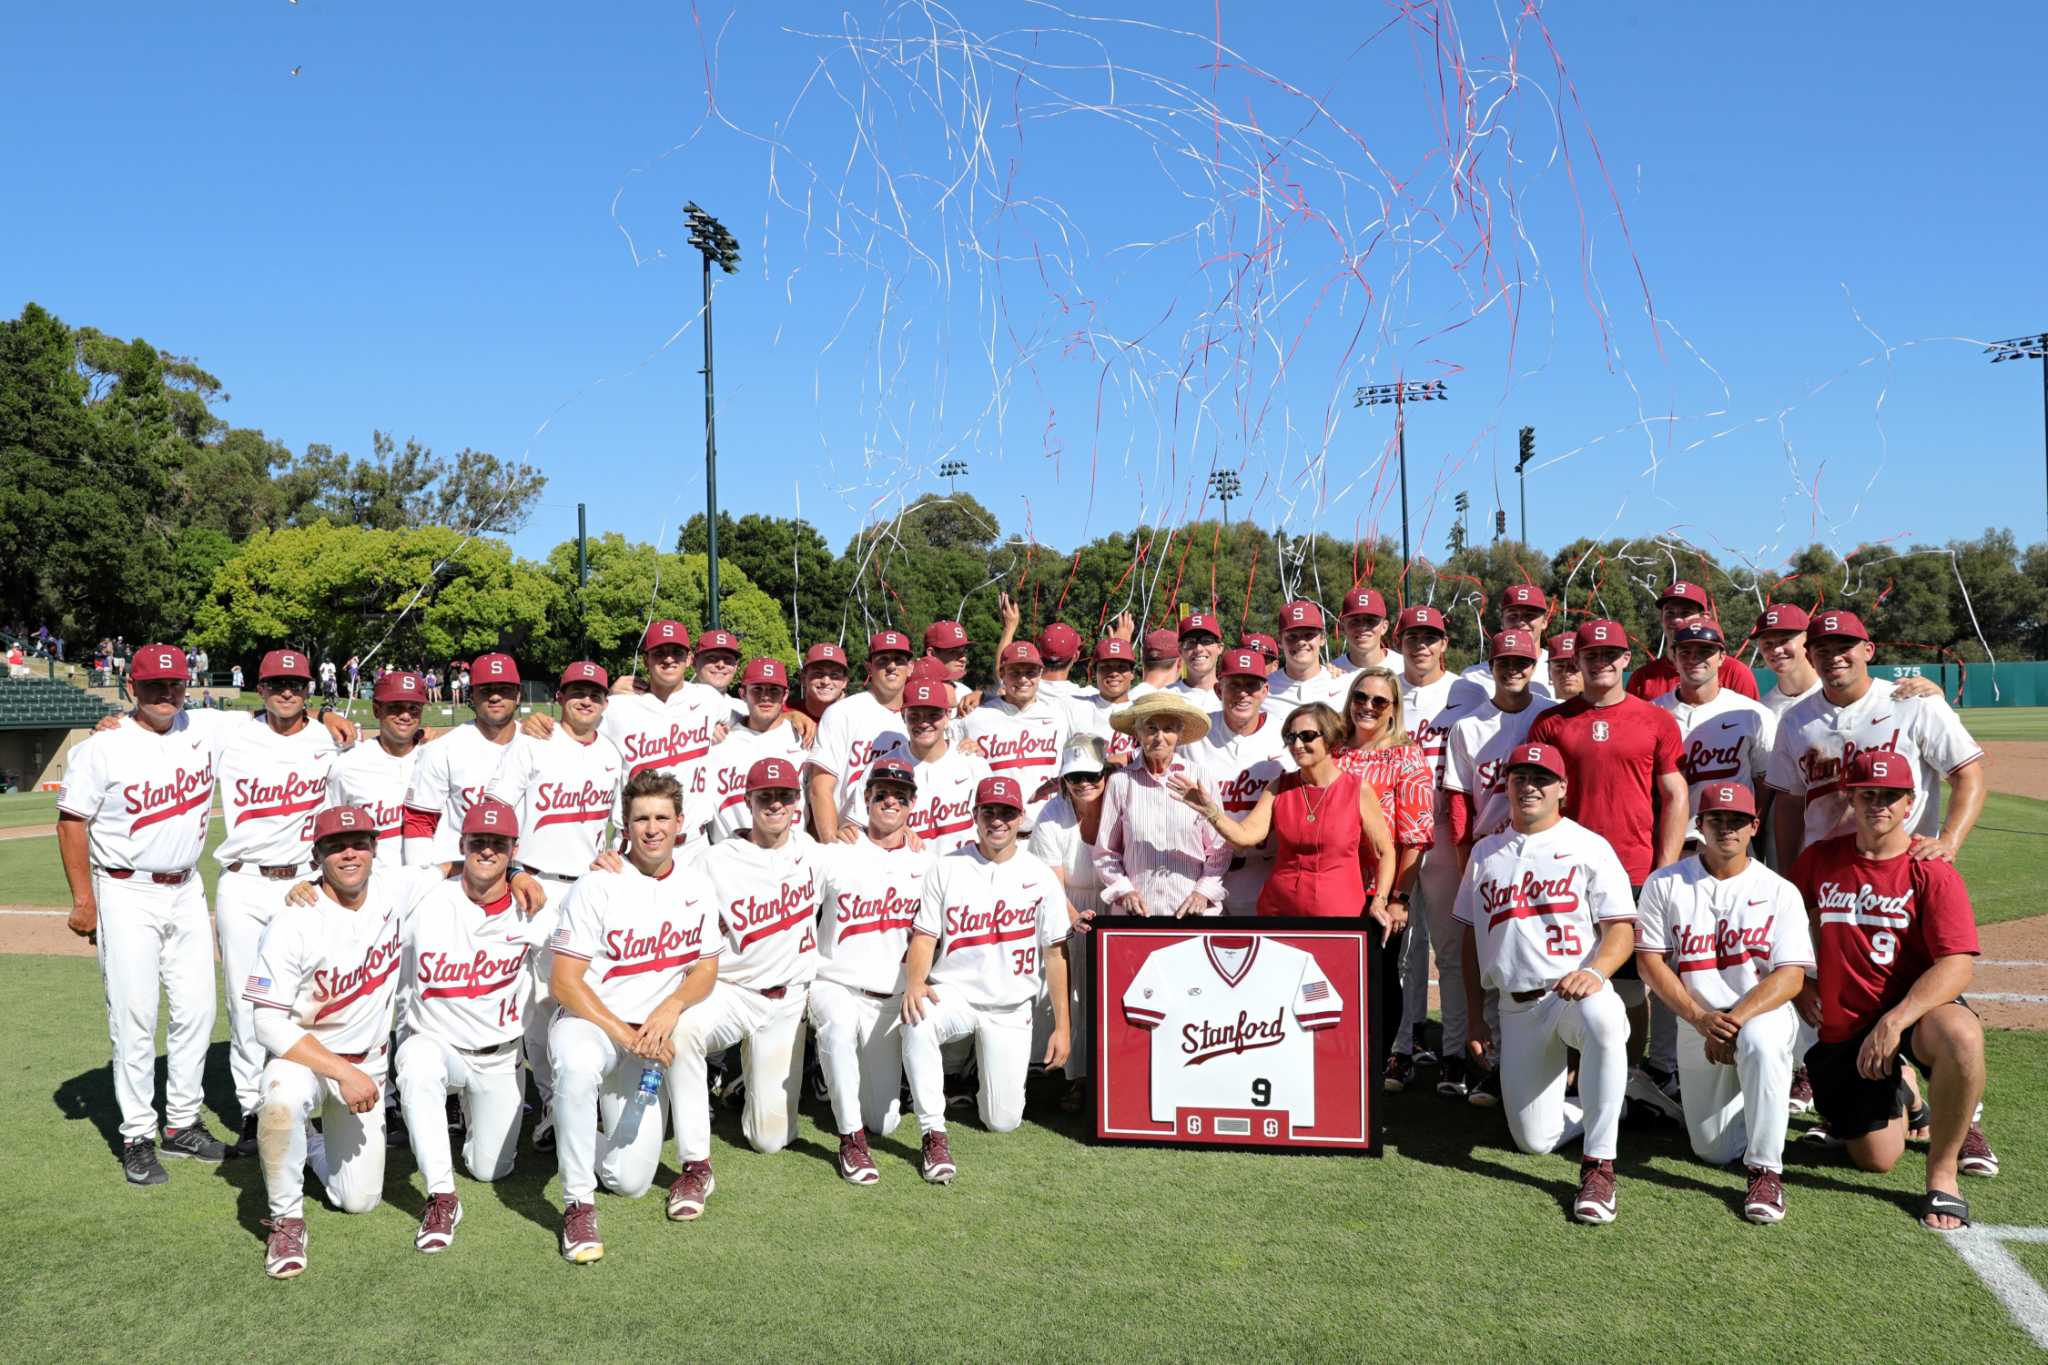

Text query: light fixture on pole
(1515, 425), (1536, 545)
(1208, 468), (1241, 524)
(1986, 333), (2048, 539)
(939, 458), (969, 497)
(685, 201), (741, 627)
(1354, 378), (1450, 573)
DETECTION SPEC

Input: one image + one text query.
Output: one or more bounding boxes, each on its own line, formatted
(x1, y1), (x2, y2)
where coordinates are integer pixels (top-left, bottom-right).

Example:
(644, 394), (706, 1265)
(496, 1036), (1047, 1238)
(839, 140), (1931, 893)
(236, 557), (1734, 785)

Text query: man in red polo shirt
(1625, 581), (1760, 701)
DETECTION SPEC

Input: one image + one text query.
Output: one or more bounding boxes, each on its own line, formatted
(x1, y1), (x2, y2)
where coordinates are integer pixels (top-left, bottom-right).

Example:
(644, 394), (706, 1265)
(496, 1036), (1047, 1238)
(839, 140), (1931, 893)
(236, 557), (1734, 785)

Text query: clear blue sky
(6, 1), (2045, 588)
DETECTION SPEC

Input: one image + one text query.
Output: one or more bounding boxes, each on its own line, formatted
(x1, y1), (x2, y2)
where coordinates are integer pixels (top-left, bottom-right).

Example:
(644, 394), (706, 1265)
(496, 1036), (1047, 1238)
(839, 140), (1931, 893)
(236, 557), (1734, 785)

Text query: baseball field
(7, 711), (2048, 1360)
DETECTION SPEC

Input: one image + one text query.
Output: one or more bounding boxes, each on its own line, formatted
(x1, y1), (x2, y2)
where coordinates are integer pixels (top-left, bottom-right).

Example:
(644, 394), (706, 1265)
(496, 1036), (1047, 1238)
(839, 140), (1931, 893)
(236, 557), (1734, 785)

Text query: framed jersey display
(1090, 918), (1379, 1155)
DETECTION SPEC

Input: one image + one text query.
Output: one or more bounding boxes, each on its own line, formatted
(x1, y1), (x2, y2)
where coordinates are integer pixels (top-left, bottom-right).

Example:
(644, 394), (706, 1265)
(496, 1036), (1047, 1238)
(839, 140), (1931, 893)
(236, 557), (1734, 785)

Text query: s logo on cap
(1590, 625), (1611, 642)
(338, 809), (358, 828)
(1718, 787), (1734, 802)
(1869, 758), (1890, 779)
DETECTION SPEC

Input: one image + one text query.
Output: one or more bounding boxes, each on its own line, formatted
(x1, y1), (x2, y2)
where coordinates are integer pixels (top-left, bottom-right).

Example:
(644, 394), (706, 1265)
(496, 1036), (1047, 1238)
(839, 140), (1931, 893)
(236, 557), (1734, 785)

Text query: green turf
(0, 789), (57, 829)
(4, 953), (2045, 1362)
(1959, 793), (2048, 927)
(1963, 706), (2048, 742)
(0, 822), (225, 906)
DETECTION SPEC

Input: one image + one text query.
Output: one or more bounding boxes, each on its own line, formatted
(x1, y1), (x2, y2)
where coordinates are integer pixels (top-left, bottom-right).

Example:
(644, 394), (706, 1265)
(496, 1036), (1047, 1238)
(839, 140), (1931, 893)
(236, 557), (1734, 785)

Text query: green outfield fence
(1752, 662), (2048, 708)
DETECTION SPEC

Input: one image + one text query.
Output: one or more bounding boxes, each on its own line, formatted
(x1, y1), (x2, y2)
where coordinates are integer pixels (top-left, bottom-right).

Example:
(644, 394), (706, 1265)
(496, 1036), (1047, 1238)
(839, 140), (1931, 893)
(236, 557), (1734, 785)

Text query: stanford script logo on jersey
(312, 918), (403, 1021)
(232, 770), (326, 826)
(1672, 917), (1776, 972)
(1476, 867), (1583, 927)
(621, 719), (716, 776)
(725, 885), (813, 949)
(418, 946), (528, 999)
(531, 779), (613, 827)
(1796, 731), (1903, 794)
(602, 920), (707, 979)
(943, 899), (1038, 950)
(833, 885), (919, 937)
(124, 762), (216, 831)
(1182, 1009), (1286, 1065)
(1681, 735), (1746, 783)
(1813, 880), (1914, 927)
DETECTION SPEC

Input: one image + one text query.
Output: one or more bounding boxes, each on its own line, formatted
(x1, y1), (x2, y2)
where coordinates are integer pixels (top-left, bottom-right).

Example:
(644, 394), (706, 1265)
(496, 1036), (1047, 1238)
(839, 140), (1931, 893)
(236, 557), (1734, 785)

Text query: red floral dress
(1336, 741), (1436, 878)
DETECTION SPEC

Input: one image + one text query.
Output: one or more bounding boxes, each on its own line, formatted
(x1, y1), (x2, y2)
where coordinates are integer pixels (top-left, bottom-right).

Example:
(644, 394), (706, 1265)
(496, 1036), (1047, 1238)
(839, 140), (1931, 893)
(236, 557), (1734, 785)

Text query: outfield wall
(1752, 663), (2048, 707)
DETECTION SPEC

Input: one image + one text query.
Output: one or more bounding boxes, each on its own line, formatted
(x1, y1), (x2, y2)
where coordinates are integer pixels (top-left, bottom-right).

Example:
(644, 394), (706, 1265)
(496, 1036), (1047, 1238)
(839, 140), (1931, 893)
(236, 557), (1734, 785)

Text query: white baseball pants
(258, 1050), (388, 1220)
(394, 1033), (524, 1194)
(1676, 1005), (1796, 1173)
(1396, 840), (1464, 1057)
(904, 996), (1035, 1135)
(548, 1014), (670, 1205)
(217, 868), (297, 1118)
(1499, 986), (1630, 1163)
(520, 877), (576, 1108)
(672, 982), (810, 1162)
(93, 873), (215, 1142)
(807, 979), (903, 1137)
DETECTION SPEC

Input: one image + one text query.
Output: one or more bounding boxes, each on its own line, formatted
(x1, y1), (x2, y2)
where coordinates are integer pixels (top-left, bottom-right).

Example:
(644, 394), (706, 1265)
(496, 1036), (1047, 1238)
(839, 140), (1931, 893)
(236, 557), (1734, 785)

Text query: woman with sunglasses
(1168, 703), (1398, 931)
(1029, 735), (1113, 1108)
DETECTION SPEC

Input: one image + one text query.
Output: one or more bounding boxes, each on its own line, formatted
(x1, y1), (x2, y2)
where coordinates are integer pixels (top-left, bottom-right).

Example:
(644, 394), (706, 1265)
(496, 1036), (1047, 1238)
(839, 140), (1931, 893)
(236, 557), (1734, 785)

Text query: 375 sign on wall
(1090, 919), (1379, 1155)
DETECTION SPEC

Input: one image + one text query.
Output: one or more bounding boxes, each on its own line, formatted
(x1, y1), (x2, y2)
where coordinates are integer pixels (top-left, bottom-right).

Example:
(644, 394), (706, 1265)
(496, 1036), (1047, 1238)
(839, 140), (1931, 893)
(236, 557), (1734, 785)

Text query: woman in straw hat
(1093, 692), (1232, 917)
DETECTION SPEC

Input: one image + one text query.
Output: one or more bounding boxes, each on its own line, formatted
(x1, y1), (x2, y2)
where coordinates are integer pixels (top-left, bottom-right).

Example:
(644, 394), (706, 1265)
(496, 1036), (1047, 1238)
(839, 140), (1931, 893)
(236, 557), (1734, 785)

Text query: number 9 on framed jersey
(1091, 919), (1379, 1155)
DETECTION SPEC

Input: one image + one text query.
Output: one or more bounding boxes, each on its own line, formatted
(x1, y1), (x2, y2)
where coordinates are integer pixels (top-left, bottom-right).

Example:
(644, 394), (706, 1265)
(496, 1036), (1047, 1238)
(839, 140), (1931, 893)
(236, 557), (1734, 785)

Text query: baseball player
(1242, 632), (1282, 672)
(1170, 613), (1226, 710)
(1265, 600), (1347, 710)
(57, 645), (233, 1183)
(793, 642), (852, 724)
(1652, 620), (1778, 825)
(696, 658), (811, 842)
(1456, 584), (1556, 701)
(809, 758), (931, 1182)
(1787, 750), (1997, 1230)
(246, 805), (408, 1278)
(1181, 648), (1292, 912)
(1635, 783), (1812, 1223)
(1068, 637), (1143, 765)
(1035, 623), (1088, 710)
(1456, 742), (1636, 1224)
(922, 620), (973, 694)
(897, 678), (992, 854)
(807, 631), (915, 840)
(1545, 631), (1583, 701)
(1331, 587), (1394, 676)
(547, 771), (722, 1263)
(326, 670), (429, 865)
(1136, 628), (1182, 694)
(689, 628), (748, 724)
(960, 641), (1072, 826)
(1624, 581), (1761, 701)
(403, 652), (522, 865)
(668, 757), (822, 1220)
(901, 776), (1071, 1183)
(594, 620), (727, 803)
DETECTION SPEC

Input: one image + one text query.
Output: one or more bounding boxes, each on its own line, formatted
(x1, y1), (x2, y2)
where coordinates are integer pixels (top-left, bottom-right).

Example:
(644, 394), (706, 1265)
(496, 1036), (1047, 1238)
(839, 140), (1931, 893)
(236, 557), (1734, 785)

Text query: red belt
(859, 988), (895, 1002)
(334, 1042), (389, 1065)
(228, 862), (307, 880)
(742, 984), (791, 1001)
(101, 868), (193, 886)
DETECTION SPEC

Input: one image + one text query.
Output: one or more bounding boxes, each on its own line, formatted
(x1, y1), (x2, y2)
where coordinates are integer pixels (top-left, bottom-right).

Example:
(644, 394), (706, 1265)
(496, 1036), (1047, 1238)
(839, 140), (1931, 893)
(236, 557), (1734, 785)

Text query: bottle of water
(635, 1063), (661, 1107)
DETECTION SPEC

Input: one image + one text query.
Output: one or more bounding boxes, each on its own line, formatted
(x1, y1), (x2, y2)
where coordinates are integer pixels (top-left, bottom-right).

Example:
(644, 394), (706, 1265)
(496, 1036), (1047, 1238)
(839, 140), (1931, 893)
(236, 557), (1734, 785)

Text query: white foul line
(1947, 1226), (2048, 1350)
(1968, 992), (2048, 1005)
(0, 909), (65, 917)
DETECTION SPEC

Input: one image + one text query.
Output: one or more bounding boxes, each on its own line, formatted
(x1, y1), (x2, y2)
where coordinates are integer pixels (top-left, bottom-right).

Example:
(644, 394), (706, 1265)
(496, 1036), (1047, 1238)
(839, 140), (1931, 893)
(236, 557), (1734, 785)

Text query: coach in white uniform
(1183, 648), (1291, 911)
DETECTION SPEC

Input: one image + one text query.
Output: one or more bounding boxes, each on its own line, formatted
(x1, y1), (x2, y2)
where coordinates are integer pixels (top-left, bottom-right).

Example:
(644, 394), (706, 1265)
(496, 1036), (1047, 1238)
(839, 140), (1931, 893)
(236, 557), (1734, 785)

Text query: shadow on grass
(53, 1040), (240, 1158)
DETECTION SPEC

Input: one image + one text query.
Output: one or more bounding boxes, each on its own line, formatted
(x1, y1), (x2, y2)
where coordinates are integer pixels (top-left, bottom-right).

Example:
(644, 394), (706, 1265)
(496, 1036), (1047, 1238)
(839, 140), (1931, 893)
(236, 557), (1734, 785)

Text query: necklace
(1303, 773), (1335, 823)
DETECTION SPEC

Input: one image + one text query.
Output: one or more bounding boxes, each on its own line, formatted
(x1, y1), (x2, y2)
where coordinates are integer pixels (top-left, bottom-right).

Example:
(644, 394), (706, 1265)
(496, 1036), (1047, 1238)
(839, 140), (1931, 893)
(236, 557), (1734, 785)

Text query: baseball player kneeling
(547, 771), (722, 1263)
(900, 776), (1071, 1185)
(1457, 743), (1635, 1225)
(1634, 783), (1812, 1224)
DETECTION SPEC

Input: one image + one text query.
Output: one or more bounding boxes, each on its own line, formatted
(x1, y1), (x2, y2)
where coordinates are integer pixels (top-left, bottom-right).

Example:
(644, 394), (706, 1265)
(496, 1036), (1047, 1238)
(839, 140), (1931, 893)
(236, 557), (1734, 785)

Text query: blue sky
(6, 1), (2045, 585)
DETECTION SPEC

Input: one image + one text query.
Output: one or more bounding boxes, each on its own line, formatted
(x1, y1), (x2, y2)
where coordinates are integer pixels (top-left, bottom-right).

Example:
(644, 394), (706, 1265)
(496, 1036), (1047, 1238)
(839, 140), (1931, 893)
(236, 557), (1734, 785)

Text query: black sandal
(1919, 1189), (1970, 1229)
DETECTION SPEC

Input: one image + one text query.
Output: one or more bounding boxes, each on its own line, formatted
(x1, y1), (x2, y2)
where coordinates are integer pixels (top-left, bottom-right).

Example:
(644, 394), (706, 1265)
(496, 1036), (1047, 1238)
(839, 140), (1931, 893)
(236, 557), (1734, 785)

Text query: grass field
(4, 950), (2045, 1361)
(1962, 706), (2048, 742)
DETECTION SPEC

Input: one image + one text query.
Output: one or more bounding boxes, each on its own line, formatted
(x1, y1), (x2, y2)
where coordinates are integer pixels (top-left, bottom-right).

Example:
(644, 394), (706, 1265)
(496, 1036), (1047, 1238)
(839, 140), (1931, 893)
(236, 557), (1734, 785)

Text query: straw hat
(1110, 690), (1211, 744)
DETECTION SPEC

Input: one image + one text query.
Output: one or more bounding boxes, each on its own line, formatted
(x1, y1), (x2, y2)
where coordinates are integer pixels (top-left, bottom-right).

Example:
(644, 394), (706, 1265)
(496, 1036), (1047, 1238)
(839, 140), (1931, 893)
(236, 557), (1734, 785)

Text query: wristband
(1583, 967), (1607, 984)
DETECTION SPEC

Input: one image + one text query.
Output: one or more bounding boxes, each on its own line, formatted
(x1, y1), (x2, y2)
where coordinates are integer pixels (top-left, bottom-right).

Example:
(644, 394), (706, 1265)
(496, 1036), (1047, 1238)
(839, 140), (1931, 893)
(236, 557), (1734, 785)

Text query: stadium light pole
(1208, 468), (1241, 525)
(686, 202), (741, 627)
(1986, 333), (2048, 539)
(1355, 378), (1449, 573)
(1516, 425), (1535, 545)
(940, 458), (969, 498)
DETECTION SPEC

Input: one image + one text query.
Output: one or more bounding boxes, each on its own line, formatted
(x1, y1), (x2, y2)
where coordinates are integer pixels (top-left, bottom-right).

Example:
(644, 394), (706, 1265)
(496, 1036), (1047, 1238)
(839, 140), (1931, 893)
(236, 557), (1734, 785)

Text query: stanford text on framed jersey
(1091, 918), (1379, 1155)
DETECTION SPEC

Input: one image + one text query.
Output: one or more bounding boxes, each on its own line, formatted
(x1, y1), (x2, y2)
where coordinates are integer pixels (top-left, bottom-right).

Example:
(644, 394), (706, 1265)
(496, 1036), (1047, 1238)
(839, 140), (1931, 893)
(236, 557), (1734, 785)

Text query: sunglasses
(1348, 694), (1393, 712)
(1063, 770), (1107, 785)
(1283, 729), (1326, 747)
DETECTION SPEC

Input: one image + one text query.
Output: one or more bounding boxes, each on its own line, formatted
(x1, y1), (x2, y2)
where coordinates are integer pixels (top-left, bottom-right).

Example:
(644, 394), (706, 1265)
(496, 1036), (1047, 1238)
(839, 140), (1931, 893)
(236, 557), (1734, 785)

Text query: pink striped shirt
(1092, 759), (1231, 914)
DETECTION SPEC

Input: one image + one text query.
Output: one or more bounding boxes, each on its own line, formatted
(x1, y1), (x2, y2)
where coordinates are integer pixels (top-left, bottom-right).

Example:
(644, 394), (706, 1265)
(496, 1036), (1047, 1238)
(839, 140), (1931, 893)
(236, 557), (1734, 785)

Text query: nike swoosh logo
(1554, 852), (1571, 860)
(1871, 715), (1890, 724)
(1719, 720), (1739, 729)
(1746, 899), (1767, 907)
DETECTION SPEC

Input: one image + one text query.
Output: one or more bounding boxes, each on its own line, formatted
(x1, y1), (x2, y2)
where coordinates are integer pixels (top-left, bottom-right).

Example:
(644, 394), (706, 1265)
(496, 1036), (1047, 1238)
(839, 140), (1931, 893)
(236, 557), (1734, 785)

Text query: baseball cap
(1672, 620), (1725, 649)
(1397, 605), (1447, 636)
(740, 658), (790, 689)
(310, 805), (376, 846)
(1843, 749), (1913, 791)
(1178, 612), (1223, 640)
(1058, 734), (1108, 778)
(974, 776), (1025, 812)
(1697, 782), (1759, 819)
(866, 757), (917, 791)
(923, 620), (969, 650)
(472, 653), (521, 686)
(1243, 632), (1281, 663)
(372, 670), (425, 703)
(1219, 648), (1270, 680)
(1810, 610), (1870, 643)
(1752, 603), (1811, 637)
(867, 630), (914, 657)
(1501, 583), (1550, 611)
(1278, 599), (1326, 632)
(558, 661), (610, 690)
(803, 642), (850, 669)
(257, 649), (313, 681)
(1092, 637), (1135, 663)
(1546, 631), (1579, 660)
(998, 641), (1044, 667)
(1489, 629), (1540, 661)
(460, 798), (519, 838)
(1142, 629), (1182, 661)
(1341, 587), (1388, 620)
(129, 645), (187, 683)
(901, 679), (952, 710)
(643, 620), (691, 651)
(1575, 620), (1627, 653)
(695, 629), (741, 659)
(908, 656), (949, 682)
(1659, 580), (1711, 610)
(745, 757), (802, 793)
(1038, 624), (1082, 662)
(1504, 742), (1568, 782)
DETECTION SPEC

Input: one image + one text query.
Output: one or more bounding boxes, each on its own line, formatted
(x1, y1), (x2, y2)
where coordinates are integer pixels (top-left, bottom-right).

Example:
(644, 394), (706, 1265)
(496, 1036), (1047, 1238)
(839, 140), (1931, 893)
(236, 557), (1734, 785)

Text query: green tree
(679, 511), (849, 646)
(542, 533), (794, 679)
(276, 431), (548, 535)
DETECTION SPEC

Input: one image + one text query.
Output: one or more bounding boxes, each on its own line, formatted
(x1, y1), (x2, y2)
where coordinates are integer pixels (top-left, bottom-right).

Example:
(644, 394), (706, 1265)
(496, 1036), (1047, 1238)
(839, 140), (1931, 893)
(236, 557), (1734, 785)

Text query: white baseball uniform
(698, 721), (810, 842)
(1397, 669), (1489, 1061)
(1655, 689), (1777, 822)
(903, 845), (1068, 1135)
(1181, 711), (1292, 911)
(1168, 680), (1221, 713)
(672, 834), (821, 1162)
(1636, 855), (1813, 1172)
(905, 745), (993, 854)
(325, 739), (420, 867)
(808, 692), (912, 826)
(1069, 691), (1140, 765)
(403, 722), (516, 865)
(809, 837), (931, 1136)
(961, 697), (1071, 826)
(1442, 696), (1557, 845)
(1454, 816), (1636, 1161)
(1264, 666), (1348, 712)
(688, 679), (748, 726)
(1760, 679), (1819, 720)
(1457, 658), (1556, 703)
(602, 689), (726, 821)
(1028, 795), (1103, 1080)
(1765, 677), (1982, 850)
(57, 711), (226, 1142)
(547, 860), (721, 1203)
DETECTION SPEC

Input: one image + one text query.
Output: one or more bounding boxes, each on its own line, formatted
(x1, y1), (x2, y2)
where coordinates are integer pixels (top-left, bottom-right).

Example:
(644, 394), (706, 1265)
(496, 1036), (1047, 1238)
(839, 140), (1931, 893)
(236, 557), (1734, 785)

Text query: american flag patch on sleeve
(1301, 981), (1329, 1002)
(548, 926), (572, 949)
(245, 976), (272, 994)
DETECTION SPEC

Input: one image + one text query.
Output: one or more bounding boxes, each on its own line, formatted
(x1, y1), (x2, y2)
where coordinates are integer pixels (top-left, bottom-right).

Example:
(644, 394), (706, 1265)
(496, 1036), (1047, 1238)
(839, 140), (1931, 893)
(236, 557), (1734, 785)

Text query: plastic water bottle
(635, 1063), (662, 1107)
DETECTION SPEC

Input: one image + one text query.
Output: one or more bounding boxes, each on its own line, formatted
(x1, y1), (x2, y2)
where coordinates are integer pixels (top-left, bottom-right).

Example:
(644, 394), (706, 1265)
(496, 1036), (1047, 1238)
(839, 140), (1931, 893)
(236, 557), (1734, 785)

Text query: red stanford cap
(901, 679), (952, 709)
(1810, 609), (1870, 642)
(310, 805), (376, 845)
(1142, 629), (1181, 661)
(746, 757), (802, 793)
(1490, 629), (1540, 661)
(1092, 637), (1135, 663)
(866, 757), (917, 790)
(974, 776), (1025, 811)
(1753, 603), (1811, 636)
(803, 642), (849, 669)
(559, 661), (610, 690)
(1243, 632), (1281, 662)
(472, 653), (521, 685)
(1843, 749), (1913, 791)
(868, 631), (914, 657)
(741, 658), (789, 689)
(1505, 742), (1568, 782)
(1341, 587), (1388, 620)
(1178, 613), (1223, 640)
(999, 641), (1044, 667)
(1220, 648), (1270, 680)
(373, 671), (425, 702)
(908, 656), (949, 683)
(1546, 631), (1579, 659)
(1659, 580), (1711, 610)
(642, 620), (691, 651)
(1397, 605), (1447, 636)
(1672, 620), (1725, 648)
(130, 645), (187, 683)
(1279, 599), (1326, 631)
(695, 629), (741, 658)
(460, 798), (519, 838)
(1501, 583), (1549, 611)
(1575, 620), (1627, 652)
(1038, 623), (1082, 662)
(258, 649), (313, 680)
(923, 620), (969, 650)
(1698, 782), (1759, 818)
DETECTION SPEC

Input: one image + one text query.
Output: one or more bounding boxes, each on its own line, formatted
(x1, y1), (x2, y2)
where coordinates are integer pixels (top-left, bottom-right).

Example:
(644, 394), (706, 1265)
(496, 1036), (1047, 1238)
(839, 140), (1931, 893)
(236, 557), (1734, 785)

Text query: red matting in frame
(1090, 917), (1380, 1155)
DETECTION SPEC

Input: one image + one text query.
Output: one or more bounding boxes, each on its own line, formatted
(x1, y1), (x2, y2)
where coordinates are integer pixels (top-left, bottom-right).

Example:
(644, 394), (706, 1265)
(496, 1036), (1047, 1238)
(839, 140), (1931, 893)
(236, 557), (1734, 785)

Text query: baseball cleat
(837, 1130), (880, 1185)
(416, 1193), (463, 1253)
(1960, 1124), (2000, 1178)
(161, 1120), (228, 1162)
(1381, 1054), (1416, 1093)
(1743, 1167), (1786, 1224)
(532, 1103), (556, 1155)
(1572, 1159), (1618, 1225)
(1435, 1057), (1469, 1100)
(1787, 1066), (1814, 1116)
(1465, 1066), (1502, 1108)
(1624, 1066), (1684, 1123)
(560, 1202), (602, 1264)
(667, 1161), (715, 1220)
(920, 1131), (957, 1185)
(385, 1105), (410, 1148)
(232, 1114), (260, 1159)
(122, 1137), (168, 1186)
(263, 1217), (309, 1279)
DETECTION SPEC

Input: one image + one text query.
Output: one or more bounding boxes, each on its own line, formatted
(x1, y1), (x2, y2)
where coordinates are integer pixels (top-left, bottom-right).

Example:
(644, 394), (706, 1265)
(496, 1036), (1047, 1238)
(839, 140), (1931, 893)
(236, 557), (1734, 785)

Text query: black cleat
(123, 1137), (168, 1186)
(161, 1120), (229, 1162)
(232, 1113), (260, 1159)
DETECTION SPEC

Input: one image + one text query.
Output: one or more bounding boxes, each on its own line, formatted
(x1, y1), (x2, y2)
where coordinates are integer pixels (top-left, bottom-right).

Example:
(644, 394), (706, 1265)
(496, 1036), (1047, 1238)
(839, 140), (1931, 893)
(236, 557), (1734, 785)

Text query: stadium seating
(0, 675), (115, 730)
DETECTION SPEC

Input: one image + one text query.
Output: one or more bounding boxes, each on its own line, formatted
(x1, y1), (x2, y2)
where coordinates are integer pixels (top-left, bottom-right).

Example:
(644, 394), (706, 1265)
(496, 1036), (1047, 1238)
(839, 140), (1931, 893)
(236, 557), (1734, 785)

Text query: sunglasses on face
(1348, 694), (1393, 712)
(1283, 729), (1326, 748)
(1063, 770), (1107, 786)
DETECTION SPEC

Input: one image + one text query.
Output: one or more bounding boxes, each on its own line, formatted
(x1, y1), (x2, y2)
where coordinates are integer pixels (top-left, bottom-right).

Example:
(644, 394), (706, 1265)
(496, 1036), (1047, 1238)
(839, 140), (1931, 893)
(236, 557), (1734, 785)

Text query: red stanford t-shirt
(1789, 835), (1980, 1043)
(1625, 655), (1760, 702)
(1527, 695), (1683, 883)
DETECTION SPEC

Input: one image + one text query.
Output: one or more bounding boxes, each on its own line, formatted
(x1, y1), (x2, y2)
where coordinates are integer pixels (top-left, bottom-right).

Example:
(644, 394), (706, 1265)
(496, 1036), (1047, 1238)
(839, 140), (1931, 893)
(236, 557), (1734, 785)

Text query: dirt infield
(1982, 741), (2048, 801)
